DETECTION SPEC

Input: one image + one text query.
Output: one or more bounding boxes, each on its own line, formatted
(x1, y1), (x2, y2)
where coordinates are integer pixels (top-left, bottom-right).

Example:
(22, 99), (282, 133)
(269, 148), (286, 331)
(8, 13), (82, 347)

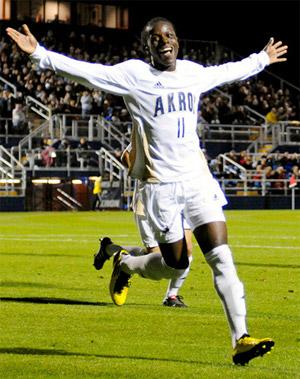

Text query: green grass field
(1, 210), (299, 378)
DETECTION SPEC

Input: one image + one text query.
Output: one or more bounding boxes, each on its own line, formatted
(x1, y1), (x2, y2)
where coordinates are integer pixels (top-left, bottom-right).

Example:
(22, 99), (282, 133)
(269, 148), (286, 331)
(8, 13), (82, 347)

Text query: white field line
(0, 234), (133, 242)
(231, 244), (299, 250)
(0, 237), (299, 250)
(0, 234), (299, 240)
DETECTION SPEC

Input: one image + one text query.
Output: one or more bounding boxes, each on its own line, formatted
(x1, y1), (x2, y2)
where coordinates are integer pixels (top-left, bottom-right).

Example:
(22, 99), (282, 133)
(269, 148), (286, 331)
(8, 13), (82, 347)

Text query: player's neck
(150, 59), (176, 72)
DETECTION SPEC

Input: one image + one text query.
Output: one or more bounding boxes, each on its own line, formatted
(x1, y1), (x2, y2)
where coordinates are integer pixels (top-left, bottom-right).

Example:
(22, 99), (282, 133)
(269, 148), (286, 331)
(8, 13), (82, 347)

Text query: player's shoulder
(177, 59), (204, 70)
(116, 59), (149, 72)
(176, 59), (205, 77)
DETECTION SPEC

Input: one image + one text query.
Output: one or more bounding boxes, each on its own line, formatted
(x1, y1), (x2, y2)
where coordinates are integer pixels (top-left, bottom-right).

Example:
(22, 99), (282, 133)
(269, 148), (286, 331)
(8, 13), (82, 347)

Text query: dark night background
(124, 0), (300, 86)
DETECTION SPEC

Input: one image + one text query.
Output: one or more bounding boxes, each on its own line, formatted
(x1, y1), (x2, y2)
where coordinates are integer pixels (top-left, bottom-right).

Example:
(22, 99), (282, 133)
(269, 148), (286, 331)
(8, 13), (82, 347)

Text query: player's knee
(162, 258), (189, 279)
(165, 255), (189, 270)
(204, 244), (237, 276)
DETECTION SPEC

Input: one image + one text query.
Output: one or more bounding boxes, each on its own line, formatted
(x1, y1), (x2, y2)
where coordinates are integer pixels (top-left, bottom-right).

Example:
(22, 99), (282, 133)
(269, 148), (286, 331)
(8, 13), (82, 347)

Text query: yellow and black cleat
(233, 335), (275, 365)
(109, 249), (131, 306)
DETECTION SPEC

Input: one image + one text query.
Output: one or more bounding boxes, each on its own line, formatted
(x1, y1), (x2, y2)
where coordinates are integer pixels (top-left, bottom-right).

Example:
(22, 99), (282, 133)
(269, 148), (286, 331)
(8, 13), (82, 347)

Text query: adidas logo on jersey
(154, 81), (163, 88)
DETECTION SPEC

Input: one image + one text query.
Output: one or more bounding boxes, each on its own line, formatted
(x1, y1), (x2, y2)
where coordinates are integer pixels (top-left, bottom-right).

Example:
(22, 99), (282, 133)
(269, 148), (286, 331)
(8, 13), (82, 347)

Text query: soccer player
(93, 145), (193, 308)
(6, 18), (287, 364)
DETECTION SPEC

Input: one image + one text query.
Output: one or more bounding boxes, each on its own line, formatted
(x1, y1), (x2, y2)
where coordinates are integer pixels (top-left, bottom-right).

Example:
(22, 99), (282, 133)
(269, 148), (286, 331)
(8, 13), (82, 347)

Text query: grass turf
(0, 210), (299, 378)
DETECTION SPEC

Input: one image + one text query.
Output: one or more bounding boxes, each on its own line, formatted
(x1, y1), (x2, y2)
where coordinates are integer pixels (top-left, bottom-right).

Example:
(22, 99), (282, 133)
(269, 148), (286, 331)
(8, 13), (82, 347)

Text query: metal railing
(97, 117), (131, 151)
(56, 188), (83, 210)
(25, 96), (52, 120)
(97, 147), (124, 180)
(20, 147), (100, 176)
(97, 147), (134, 208)
(198, 123), (264, 148)
(0, 117), (13, 144)
(0, 145), (26, 197)
(243, 105), (266, 124)
(219, 175), (298, 197)
(0, 76), (17, 97)
(275, 121), (300, 145)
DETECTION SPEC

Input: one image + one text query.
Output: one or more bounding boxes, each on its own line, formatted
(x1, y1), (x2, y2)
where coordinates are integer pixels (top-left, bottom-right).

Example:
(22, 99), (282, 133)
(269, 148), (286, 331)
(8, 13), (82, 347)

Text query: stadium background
(0, 0), (299, 211)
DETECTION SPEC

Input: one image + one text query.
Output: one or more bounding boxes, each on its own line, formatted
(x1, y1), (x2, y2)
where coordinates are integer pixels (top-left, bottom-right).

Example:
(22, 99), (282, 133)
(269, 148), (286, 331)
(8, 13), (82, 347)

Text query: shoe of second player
(109, 249), (131, 306)
(162, 295), (187, 308)
(232, 334), (275, 365)
(93, 237), (112, 270)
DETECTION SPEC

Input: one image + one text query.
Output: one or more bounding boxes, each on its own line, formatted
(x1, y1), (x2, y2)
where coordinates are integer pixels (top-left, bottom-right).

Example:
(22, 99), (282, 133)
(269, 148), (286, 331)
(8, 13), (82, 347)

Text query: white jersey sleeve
(193, 51), (270, 93)
(30, 44), (134, 96)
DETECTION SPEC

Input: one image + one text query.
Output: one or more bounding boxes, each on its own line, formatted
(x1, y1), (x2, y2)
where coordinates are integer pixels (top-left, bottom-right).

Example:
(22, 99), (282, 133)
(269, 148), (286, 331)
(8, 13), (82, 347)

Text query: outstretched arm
(199, 37), (288, 93)
(6, 24), (131, 96)
(263, 37), (288, 65)
(6, 24), (37, 54)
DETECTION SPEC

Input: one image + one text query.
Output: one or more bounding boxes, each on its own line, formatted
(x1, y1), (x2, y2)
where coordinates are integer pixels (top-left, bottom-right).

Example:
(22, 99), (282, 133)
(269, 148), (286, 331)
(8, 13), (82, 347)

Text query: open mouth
(159, 47), (173, 57)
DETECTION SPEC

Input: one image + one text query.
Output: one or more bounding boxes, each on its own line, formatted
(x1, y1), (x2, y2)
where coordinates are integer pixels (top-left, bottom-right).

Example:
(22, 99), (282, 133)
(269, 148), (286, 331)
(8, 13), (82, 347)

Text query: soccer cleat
(93, 237), (112, 270)
(232, 334), (275, 365)
(109, 249), (131, 306)
(162, 295), (188, 308)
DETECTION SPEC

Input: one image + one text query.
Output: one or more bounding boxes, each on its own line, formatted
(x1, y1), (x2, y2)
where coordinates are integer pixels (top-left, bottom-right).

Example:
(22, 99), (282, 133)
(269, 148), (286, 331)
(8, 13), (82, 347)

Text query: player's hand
(263, 37), (288, 64)
(6, 24), (37, 55)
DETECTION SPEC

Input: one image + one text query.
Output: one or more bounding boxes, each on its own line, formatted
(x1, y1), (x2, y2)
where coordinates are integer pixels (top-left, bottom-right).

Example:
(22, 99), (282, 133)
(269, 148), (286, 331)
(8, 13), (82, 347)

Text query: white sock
(204, 244), (248, 347)
(120, 253), (186, 281)
(165, 256), (193, 298)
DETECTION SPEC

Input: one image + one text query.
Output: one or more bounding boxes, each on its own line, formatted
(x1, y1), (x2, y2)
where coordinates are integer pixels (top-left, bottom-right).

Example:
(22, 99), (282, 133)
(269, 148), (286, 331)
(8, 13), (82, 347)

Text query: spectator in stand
(92, 90), (104, 113)
(277, 106), (288, 121)
(56, 137), (70, 167)
(0, 88), (14, 118)
(291, 165), (299, 180)
(232, 105), (249, 125)
(216, 96), (232, 124)
(272, 166), (287, 194)
(201, 97), (220, 124)
(237, 151), (253, 169)
(264, 165), (274, 190)
(41, 138), (56, 167)
(265, 107), (278, 124)
(80, 90), (93, 119)
(76, 137), (91, 167)
(102, 99), (113, 121)
(119, 108), (132, 136)
(208, 156), (223, 179)
(12, 102), (26, 133)
(253, 164), (264, 190)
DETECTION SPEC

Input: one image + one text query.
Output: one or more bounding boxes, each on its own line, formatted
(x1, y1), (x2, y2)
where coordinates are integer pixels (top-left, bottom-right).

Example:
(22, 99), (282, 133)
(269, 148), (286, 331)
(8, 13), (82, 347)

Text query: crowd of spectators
(1, 25), (299, 133)
(209, 150), (300, 194)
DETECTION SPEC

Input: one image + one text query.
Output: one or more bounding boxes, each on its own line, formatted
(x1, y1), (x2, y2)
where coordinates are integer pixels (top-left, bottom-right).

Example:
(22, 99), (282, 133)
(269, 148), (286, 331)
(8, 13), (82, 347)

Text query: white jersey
(31, 45), (269, 182)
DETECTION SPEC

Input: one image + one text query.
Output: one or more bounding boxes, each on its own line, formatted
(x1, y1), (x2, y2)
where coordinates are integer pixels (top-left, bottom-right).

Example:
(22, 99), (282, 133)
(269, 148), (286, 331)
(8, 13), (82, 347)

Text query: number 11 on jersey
(177, 117), (185, 138)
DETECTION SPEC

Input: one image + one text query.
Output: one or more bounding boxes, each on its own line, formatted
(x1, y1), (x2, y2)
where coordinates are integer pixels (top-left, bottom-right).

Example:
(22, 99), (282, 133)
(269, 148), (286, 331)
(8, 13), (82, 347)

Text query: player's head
(141, 17), (179, 72)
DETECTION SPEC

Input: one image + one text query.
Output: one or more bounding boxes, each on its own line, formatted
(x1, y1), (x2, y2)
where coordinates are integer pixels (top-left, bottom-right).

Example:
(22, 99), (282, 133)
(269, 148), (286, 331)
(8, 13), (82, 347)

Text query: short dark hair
(141, 17), (176, 52)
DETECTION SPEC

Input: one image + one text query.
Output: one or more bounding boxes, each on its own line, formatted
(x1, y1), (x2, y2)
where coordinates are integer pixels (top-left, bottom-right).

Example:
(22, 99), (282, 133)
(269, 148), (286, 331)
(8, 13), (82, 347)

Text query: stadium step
(258, 144), (273, 154)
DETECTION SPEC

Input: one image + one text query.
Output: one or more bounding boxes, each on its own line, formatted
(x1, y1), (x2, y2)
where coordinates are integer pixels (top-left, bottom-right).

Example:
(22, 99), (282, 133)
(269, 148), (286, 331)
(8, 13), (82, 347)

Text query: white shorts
(139, 178), (227, 244)
(135, 212), (191, 248)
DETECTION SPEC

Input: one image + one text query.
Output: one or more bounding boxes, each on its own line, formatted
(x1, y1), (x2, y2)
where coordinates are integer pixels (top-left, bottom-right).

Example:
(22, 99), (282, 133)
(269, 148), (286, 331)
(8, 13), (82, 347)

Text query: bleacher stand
(0, 22), (299, 209)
